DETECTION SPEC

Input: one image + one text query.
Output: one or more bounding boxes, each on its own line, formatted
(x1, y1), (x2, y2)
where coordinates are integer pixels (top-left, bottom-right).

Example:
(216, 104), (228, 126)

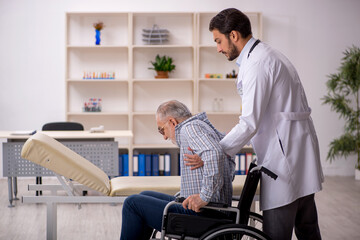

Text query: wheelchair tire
(199, 223), (270, 240)
(248, 212), (263, 231)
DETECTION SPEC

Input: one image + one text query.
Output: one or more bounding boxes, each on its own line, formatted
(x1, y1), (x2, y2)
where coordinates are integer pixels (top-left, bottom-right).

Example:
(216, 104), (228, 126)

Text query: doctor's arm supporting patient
(120, 100), (235, 240)
(185, 8), (324, 240)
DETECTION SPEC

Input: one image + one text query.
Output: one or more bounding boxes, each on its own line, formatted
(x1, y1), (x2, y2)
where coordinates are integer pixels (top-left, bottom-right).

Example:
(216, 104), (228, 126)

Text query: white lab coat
(219, 40), (324, 211)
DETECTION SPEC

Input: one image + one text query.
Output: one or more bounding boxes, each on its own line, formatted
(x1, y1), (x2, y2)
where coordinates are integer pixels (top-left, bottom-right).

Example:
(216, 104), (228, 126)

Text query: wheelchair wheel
(248, 212), (263, 232)
(200, 224), (270, 240)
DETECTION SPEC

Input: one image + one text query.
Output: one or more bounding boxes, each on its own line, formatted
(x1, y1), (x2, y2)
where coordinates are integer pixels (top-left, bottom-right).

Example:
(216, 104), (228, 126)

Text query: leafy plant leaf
(322, 45), (360, 169)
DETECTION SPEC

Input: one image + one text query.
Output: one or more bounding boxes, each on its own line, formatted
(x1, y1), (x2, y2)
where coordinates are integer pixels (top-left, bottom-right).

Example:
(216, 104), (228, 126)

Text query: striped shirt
(175, 112), (235, 205)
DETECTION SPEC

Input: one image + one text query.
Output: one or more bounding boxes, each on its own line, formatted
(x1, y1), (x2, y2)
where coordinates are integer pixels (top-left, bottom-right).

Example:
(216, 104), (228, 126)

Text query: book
(235, 154), (240, 175)
(152, 154), (159, 176)
(164, 153), (171, 176)
(159, 154), (165, 176)
(133, 155), (139, 176)
(145, 154), (152, 176)
(118, 154), (123, 176)
(123, 154), (129, 176)
(240, 153), (246, 175)
(138, 154), (146, 176)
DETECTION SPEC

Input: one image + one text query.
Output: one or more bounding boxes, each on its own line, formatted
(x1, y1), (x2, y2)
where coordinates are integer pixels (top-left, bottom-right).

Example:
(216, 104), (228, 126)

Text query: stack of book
(234, 152), (256, 175)
(132, 153), (171, 176)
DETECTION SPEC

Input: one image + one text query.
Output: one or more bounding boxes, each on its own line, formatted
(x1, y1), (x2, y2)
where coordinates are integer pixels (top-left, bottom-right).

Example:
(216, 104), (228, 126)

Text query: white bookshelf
(65, 12), (262, 175)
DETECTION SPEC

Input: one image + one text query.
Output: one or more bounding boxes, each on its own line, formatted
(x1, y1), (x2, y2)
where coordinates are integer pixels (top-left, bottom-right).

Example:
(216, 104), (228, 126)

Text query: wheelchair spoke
(200, 225), (270, 240)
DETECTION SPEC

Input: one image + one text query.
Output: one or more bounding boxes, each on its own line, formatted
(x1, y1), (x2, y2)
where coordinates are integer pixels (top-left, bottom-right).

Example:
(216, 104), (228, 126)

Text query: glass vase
(95, 29), (101, 45)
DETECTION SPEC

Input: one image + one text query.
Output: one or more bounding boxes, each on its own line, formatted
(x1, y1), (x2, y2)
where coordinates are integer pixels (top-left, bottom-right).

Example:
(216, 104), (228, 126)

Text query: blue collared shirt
(175, 112), (235, 205)
(235, 37), (256, 96)
(236, 37), (256, 69)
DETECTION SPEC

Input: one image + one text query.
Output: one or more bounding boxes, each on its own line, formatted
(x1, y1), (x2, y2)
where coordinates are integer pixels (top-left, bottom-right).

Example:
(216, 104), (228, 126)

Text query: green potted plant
(322, 45), (360, 179)
(148, 54), (176, 78)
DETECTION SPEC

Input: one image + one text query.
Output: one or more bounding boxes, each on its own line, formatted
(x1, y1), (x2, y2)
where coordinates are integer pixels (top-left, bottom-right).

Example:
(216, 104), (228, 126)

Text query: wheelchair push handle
(261, 167), (278, 180)
(250, 164), (278, 180)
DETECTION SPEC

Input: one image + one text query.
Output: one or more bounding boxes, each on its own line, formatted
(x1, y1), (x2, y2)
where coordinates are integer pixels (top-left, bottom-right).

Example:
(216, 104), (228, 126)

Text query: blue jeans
(120, 191), (198, 240)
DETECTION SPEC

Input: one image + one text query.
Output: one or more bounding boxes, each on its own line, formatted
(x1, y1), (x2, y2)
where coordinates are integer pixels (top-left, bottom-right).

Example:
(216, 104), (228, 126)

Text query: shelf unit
(65, 12), (262, 176)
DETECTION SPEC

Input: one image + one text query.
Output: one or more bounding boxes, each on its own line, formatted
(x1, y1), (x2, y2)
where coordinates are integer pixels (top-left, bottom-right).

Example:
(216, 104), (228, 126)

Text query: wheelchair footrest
(165, 213), (233, 238)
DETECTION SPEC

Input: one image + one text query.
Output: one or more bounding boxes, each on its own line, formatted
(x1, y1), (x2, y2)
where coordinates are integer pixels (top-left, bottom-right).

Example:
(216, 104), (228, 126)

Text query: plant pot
(155, 71), (169, 79)
(355, 168), (360, 180)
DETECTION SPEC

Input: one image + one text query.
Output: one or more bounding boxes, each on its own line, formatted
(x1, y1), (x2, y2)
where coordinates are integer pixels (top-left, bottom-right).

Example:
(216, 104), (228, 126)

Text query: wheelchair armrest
(163, 200), (240, 224)
(207, 201), (228, 208)
(175, 197), (228, 208)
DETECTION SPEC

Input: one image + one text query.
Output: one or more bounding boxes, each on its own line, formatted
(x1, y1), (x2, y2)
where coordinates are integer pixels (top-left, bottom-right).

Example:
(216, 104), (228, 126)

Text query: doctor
(205, 8), (323, 240)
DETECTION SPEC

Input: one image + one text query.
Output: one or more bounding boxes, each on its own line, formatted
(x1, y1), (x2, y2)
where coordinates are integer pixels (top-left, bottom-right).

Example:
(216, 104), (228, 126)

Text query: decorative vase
(356, 168), (360, 180)
(95, 29), (101, 45)
(155, 71), (169, 79)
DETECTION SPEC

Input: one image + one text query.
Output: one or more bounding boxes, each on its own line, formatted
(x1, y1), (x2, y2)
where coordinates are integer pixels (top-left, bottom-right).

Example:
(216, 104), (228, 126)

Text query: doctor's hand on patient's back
(184, 147), (203, 170)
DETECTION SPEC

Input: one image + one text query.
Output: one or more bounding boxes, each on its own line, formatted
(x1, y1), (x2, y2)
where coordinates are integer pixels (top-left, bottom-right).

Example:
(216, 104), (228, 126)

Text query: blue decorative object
(95, 29), (101, 45)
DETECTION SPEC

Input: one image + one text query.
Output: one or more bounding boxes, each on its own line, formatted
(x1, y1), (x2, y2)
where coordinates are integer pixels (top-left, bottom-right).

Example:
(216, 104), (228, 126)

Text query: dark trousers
(263, 194), (321, 240)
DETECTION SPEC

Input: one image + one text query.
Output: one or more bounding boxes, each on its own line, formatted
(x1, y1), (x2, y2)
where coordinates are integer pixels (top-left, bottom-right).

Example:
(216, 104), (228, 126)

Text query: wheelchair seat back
(237, 161), (261, 224)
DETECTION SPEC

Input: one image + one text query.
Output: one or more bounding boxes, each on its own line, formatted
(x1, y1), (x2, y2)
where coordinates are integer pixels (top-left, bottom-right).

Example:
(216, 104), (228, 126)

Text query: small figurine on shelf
(83, 98), (102, 112)
(83, 71), (115, 79)
(226, 69), (238, 79)
(93, 21), (105, 45)
(205, 73), (223, 79)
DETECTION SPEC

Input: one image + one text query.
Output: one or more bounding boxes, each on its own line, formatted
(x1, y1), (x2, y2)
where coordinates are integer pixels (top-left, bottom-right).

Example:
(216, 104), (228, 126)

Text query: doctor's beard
(226, 39), (240, 61)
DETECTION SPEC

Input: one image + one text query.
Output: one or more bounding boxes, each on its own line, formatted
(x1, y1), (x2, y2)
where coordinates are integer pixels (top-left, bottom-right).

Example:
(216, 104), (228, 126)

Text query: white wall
(1, 0), (359, 176)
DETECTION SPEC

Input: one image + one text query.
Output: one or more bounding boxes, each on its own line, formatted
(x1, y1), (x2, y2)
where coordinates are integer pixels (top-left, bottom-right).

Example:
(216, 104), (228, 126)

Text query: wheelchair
(152, 161), (277, 240)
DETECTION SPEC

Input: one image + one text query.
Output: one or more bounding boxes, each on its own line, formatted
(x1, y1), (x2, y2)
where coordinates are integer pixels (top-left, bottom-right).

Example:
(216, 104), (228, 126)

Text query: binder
(240, 153), (246, 175)
(123, 154), (129, 176)
(164, 153), (171, 176)
(152, 154), (160, 176)
(118, 154), (123, 176)
(145, 154), (152, 176)
(138, 154), (146, 176)
(246, 153), (253, 174)
(159, 154), (165, 176)
(133, 155), (139, 176)
(235, 154), (240, 175)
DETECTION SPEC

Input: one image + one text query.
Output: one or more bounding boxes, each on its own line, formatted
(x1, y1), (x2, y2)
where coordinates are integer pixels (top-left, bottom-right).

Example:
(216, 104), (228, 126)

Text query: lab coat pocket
(274, 111), (311, 164)
(274, 118), (292, 157)
(276, 129), (285, 156)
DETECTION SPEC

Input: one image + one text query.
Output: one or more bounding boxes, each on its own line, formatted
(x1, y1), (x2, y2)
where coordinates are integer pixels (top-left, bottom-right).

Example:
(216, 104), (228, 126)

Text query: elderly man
(120, 100), (235, 240)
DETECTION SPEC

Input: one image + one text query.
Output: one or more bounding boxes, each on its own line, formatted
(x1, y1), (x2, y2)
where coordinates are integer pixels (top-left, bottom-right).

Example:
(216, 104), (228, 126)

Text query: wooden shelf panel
(65, 12), (260, 176)
(67, 112), (129, 116)
(67, 79), (129, 83)
(133, 144), (179, 149)
(132, 78), (193, 83)
(67, 45), (128, 49)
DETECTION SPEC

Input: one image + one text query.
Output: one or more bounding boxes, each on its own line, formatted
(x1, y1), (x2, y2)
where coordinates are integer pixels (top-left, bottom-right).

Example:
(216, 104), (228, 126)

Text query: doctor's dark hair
(209, 8), (252, 39)
(156, 100), (192, 122)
